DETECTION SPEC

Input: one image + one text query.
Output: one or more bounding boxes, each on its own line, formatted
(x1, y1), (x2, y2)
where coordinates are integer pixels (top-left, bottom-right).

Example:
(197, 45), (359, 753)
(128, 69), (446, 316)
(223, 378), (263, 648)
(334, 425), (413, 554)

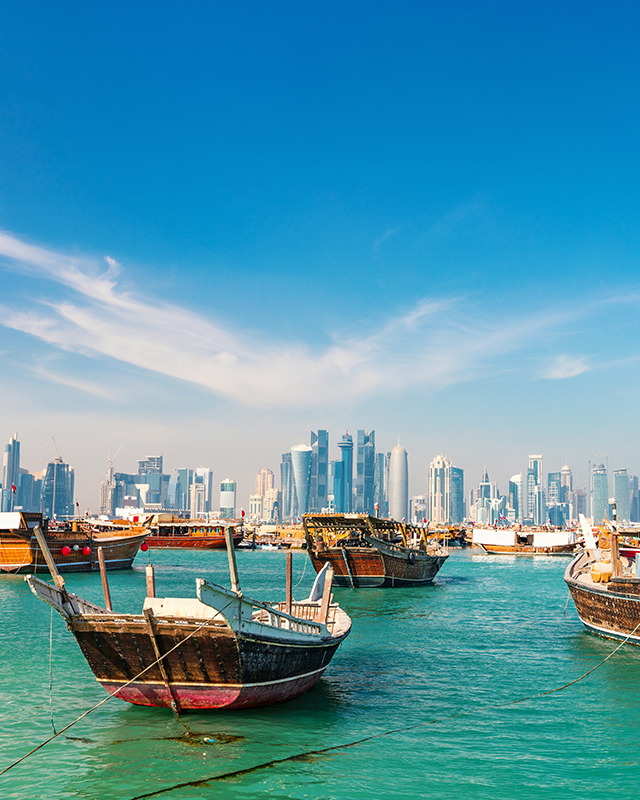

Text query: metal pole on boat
(285, 550), (292, 614)
(32, 526), (66, 591)
(97, 546), (113, 612)
(225, 527), (241, 594)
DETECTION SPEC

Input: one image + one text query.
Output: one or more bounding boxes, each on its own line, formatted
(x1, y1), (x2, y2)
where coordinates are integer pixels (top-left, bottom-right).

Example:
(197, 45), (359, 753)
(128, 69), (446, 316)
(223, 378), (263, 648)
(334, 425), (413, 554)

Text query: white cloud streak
(543, 355), (591, 380)
(0, 230), (611, 408)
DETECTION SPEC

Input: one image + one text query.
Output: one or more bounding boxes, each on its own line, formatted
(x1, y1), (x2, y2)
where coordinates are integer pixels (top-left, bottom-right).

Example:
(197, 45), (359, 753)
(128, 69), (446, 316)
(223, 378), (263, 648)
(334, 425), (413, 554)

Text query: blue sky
(1, 1), (640, 509)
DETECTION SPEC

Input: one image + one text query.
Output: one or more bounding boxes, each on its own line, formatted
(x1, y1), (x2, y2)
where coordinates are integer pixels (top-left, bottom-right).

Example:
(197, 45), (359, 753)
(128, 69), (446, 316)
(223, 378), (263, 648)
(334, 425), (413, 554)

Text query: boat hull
(480, 543), (575, 556)
(309, 544), (447, 587)
(70, 616), (345, 709)
(146, 533), (243, 550)
(0, 532), (146, 574)
(565, 552), (640, 644)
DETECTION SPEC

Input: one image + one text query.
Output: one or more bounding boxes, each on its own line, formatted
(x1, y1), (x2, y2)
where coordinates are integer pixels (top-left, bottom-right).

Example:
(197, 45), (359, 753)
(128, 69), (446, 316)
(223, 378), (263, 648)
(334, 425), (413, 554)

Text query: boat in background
(0, 512), (147, 574)
(26, 527), (351, 710)
(142, 514), (244, 549)
(472, 526), (578, 555)
(303, 513), (449, 588)
(565, 514), (640, 644)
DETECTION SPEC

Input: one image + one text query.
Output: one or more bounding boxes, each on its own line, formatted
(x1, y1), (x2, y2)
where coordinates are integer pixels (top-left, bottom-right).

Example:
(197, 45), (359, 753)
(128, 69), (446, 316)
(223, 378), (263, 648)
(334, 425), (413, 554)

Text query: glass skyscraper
(337, 432), (354, 512)
(356, 430), (375, 514)
(592, 464), (608, 523)
(2, 434), (20, 512)
(613, 468), (630, 522)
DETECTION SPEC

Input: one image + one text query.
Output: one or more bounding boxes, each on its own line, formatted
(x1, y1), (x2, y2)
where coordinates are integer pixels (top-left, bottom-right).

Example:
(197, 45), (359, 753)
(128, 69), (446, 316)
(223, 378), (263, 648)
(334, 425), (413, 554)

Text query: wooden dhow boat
(0, 512), (147, 574)
(472, 526), (577, 555)
(302, 513), (449, 588)
(142, 514), (244, 550)
(565, 515), (640, 645)
(26, 528), (351, 710)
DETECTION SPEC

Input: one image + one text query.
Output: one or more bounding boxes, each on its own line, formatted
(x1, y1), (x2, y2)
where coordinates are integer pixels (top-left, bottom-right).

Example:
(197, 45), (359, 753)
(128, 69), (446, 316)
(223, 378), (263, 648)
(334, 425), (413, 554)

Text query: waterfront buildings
(41, 457), (75, 518)
(388, 444), (408, 522)
(428, 454), (464, 524)
(355, 430), (376, 514)
(592, 463), (608, 523)
(219, 479), (236, 519)
(291, 444), (313, 517)
(336, 432), (354, 513)
(614, 468), (630, 522)
(309, 431), (328, 513)
(1, 434), (20, 512)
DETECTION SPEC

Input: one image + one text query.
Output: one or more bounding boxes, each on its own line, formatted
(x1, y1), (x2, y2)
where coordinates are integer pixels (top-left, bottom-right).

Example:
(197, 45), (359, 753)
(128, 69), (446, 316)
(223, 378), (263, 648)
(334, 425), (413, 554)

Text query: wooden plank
(32, 526), (66, 590)
(97, 547), (113, 611)
(224, 528), (241, 594)
(143, 608), (182, 714)
(146, 563), (156, 598)
(285, 550), (292, 614)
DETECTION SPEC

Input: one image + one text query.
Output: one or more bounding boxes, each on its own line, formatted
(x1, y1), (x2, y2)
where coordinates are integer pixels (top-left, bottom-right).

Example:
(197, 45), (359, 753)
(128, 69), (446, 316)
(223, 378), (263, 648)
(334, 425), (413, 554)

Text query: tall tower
(41, 457), (74, 518)
(291, 444), (313, 517)
(309, 431), (328, 512)
(219, 479), (236, 519)
(508, 474), (523, 523)
(591, 464), (608, 523)
(526, 454), (543, 524)
(356, 430), (376, 514)
(337, 432), (354, 512)
(560, 464), (573, 502)
(388, 444), (408, 522)
(280, 453), (294, 520)
(255, 468), (274, 497)
(614, 468), (630, 522)
(2, 434), (20, 512)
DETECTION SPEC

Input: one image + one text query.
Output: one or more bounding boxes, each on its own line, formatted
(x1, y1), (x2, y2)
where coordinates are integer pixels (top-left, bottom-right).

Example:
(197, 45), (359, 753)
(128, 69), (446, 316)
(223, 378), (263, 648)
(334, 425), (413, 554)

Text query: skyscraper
(428, 454), (464, 524)
(613, 468), (630, 522)
(508, 474), (523, 523)
(291, 444), (313, 517)
(560, 464), (573, 502)
(309, 431), (328, 512)
(526, 454), (543, 525)
(355, 430), (375, 514)
(332, 460), (346, 513)
(138, 456), (163, 474)
(592, 463), (608, 523)
(280, 453), (295, 520)
(2, 434), (20, 512)
(388, 444), (408, 521)
(374, 451), (389, 517)
(194, 467), (214, 512)
(255, 468), (274, 497)
(219, 479), (236, 519)
(41, 457), (74, 518)
(337, 431), (354, 512)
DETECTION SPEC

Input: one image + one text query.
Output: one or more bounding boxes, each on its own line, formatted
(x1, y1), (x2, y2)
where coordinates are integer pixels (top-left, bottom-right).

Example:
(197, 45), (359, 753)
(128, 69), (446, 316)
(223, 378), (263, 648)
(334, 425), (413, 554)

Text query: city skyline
(1, 4), (640, 510)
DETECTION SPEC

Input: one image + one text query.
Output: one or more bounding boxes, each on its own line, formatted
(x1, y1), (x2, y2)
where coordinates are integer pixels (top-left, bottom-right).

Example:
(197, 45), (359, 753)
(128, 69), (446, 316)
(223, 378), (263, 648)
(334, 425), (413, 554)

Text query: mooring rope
(48, 606), (56, 736)
(293, 553), (308, 588)
(0, 597), (237, 777)
(123, 618), (640, 800)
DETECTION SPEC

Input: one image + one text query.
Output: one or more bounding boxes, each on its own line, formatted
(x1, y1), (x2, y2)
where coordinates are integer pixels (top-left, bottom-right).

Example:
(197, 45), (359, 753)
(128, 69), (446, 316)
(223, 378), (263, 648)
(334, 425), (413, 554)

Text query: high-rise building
(309, 431), (329, 512)
(374, 451), (389, 517)
(332, 460), (346, 513)
(255, 468), (274, 498)
(99, 455), (116, 516)
(560, 464), (573, 502)
(613, 468), (630, 522)
(355, 430), (376, 514)
(194, 467), (214, 512)
(630, 476), (640, 523)
(263, 487), (281, 522)
(410, 494), (428, 522)
(508, 474), (523, 523)
(388, 444), (408, 521)
(526, 454), (543, 525)
(2, 434), (20, 512)
(138, 456), (163, 474)
(41, 457), (75, 518)
(337, 432), (354, 512)
(428, 454), (464, 524)
(547, 472), (562, 504)
(280, 453), (295, 520)
(291, 444), (313, 517)
(190, 477), (206, 518)
(592, 463), (608, 523)
(219, 479), (236, 519)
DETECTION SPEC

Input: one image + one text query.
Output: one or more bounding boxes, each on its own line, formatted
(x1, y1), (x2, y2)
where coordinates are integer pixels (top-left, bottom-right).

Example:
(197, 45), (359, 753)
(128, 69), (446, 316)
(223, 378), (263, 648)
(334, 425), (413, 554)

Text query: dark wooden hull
(70, 614), (344, 709)
(565, 552), (640, 644)
(309, 542), (448, 587)
(0, 532), (146, 574)
(146, 533), (243, 550)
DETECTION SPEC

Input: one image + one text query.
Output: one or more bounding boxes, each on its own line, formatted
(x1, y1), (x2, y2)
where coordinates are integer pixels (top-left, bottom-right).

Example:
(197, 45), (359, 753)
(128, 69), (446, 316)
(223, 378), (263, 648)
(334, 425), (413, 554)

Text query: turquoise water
(2, 548), (640, 799)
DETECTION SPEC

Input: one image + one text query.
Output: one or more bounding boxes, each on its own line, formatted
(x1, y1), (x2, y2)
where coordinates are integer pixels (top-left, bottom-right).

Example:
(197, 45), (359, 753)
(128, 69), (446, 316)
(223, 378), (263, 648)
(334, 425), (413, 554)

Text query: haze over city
(1, 2), (640, 509)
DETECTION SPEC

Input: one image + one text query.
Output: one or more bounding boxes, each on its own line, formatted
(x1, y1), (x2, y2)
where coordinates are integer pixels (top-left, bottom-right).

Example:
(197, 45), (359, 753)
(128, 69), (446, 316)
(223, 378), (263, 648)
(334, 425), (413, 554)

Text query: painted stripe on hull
(100, 666), (327, 709)
(578, 617), (640, 645)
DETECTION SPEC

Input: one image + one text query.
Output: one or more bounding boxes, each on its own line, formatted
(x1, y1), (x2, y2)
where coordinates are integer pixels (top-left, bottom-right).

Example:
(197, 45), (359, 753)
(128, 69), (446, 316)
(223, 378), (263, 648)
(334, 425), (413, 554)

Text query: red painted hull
(146, 533), (244, 549)
(101, 668), (326, 709)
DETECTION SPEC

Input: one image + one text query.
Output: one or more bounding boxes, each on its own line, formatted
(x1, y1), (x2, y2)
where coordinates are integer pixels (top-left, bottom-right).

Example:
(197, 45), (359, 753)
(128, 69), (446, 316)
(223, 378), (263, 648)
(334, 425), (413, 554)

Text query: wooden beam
(97, 547), (113, 611)
(146, 563), (156, 598)
(143, 608), (181, 715)
(285, 550), (292, 614)
(224, 528), (241, 594)
(32, 526), (66, 590)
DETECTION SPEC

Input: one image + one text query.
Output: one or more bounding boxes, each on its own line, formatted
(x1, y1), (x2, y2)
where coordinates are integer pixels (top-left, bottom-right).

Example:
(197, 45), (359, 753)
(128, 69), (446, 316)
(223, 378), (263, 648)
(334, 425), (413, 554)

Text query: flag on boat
(11, 483), (16, 493)
(241, 508), (245, 518)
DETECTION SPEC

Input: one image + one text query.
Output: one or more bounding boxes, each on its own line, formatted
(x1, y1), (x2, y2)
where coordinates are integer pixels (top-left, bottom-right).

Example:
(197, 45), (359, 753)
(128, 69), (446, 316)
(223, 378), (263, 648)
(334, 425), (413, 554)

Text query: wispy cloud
(31, 365), (123, 401)
(0, 230), (625, 409)
(543, 355), (591, 380)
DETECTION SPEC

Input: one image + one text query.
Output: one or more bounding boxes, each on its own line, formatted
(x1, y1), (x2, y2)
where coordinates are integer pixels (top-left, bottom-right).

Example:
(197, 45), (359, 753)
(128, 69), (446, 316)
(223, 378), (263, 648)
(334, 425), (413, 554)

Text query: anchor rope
(123, 617), (640, 800)
(48, 606), (56, 735)
(0, 596), (238, 777)
(293, 553), (308, 587)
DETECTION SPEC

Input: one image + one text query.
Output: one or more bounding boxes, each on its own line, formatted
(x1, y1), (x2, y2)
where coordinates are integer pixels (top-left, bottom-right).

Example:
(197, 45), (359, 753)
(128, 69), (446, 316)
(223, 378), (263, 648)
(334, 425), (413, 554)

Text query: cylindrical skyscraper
(291, 444), (313, 517)
(388, 444), (408, 521)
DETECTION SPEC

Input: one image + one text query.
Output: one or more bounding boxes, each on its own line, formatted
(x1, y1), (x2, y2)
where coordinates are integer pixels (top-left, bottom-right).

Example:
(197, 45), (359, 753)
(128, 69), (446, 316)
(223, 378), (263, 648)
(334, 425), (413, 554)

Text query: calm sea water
(2, 548), (640, 799)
